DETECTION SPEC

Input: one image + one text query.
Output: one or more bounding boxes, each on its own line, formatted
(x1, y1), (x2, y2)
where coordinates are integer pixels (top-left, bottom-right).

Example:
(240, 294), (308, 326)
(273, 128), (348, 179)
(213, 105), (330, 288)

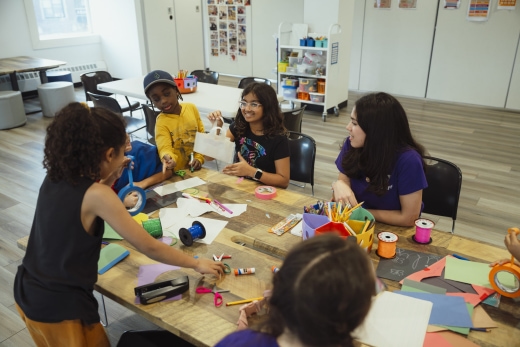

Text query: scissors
(213, 254), (232, 274)
(196, 284), (230, 307)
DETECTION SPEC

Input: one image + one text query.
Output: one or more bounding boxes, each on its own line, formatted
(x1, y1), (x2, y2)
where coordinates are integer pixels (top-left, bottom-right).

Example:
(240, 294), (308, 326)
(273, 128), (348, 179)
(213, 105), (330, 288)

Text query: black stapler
(134, 275), (189, 305)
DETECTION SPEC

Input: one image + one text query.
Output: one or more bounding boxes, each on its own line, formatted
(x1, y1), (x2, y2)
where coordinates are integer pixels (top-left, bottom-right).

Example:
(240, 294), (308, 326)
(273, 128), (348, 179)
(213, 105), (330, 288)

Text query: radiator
(0, 61), (107, 92)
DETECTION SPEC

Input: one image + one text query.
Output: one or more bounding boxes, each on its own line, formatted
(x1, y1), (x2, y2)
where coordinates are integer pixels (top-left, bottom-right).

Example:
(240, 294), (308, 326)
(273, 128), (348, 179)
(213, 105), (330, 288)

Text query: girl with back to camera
(13, 103), (224, 347)
(332, 92), (427, 227)
(215, 233), (376, 346)
(208, 82), (290, 188)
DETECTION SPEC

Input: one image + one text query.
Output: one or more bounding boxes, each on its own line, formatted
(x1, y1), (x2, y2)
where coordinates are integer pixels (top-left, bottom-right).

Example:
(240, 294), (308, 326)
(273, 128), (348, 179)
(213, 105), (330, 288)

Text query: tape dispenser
(134, 275), (189, 305)
(489, 227), (520, 298)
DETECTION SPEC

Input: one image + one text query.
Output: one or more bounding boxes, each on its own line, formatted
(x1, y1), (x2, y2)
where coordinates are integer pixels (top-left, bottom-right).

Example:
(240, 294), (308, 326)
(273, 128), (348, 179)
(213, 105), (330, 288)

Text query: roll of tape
(255, 186), (277, 200)
(118, 185), (146, 216)
(489, 263), (520, 298)
(489, 227), (520, 298)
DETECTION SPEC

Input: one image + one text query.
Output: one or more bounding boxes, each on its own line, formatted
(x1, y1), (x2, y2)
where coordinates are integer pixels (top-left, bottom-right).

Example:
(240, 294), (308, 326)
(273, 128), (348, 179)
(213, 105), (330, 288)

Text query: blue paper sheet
(394, 291), (473, 328)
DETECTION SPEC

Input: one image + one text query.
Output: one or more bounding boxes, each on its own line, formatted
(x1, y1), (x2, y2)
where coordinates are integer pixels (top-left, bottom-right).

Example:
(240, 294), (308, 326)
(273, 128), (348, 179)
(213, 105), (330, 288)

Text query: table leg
(9, 72), (19, 91)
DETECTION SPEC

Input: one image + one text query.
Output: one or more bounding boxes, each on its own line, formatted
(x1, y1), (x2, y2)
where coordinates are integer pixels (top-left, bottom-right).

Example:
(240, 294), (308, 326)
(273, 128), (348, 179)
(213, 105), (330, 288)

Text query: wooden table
(17, 168), (520, 346)
(0, 56), (66, 91)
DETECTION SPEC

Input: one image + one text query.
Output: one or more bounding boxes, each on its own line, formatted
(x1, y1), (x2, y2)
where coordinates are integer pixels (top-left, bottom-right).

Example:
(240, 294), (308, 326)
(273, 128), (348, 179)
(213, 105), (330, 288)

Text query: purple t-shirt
(335, 138), (427, 210)
(215, 329), (279, 347)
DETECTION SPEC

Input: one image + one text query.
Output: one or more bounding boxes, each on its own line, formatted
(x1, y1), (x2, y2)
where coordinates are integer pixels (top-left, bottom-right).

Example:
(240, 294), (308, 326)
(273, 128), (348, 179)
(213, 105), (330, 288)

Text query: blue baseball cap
(143, 70), (177, 96)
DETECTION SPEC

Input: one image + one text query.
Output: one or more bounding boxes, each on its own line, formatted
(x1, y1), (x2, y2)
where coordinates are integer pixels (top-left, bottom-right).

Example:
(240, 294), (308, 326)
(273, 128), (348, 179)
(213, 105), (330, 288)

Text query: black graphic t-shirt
(230, 124), (290, 174)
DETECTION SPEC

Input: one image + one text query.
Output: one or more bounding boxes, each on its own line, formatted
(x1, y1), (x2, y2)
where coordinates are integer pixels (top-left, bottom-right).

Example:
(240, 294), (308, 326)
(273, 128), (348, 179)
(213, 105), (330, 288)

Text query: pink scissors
(196, 284), (230, 307)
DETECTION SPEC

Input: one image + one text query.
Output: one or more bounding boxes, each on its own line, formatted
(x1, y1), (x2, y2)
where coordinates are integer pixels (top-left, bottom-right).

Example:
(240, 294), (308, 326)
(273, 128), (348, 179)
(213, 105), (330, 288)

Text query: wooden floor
(0, 76), (519, 346)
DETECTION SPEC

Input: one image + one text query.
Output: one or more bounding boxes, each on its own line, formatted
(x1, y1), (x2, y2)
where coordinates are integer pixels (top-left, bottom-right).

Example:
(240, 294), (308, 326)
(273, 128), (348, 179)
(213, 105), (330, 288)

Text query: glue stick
(234, 268), (255, 276)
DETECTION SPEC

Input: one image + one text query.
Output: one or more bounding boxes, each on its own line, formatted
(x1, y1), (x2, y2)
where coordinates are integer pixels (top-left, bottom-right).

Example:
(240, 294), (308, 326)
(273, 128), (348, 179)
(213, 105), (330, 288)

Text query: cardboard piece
(472, 305), (498, 328)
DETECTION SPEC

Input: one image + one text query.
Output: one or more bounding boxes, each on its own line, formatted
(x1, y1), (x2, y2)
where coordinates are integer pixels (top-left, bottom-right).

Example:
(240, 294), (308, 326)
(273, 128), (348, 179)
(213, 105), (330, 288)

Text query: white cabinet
(277, 22), (346, 122)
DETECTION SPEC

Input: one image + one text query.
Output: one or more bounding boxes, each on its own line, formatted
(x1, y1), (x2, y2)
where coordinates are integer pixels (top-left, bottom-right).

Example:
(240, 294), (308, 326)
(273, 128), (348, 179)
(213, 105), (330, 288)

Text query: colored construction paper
(423, 332), (454, 347)
(401, 278), (447, 294)
(353, 291), (432, 347)
(436, 331), (481, 347)
(376, 248), (443, 281)
(98, 243), (129, 274)
(394, 291), (473, 328)
(103, 222), (123, 240)
(435, 303), (473, 335)
(445, 257), (516, 289)
(472, 305), (498, 328)
(403, 256), (495, 306)
(134, 263), (181, 304)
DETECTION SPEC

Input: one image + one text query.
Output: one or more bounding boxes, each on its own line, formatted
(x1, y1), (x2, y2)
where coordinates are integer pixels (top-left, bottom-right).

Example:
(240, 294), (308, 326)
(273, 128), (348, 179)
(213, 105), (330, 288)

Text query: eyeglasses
(238, 101), (262, 109)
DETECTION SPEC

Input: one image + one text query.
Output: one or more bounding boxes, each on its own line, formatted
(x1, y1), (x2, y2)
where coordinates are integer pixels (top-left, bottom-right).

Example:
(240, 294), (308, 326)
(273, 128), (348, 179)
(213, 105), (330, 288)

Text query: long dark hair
(341, 92), (425, 195)
(257, 234), (375, 346)
(233, 82), (286, 138)
(43, 103), (126, 185)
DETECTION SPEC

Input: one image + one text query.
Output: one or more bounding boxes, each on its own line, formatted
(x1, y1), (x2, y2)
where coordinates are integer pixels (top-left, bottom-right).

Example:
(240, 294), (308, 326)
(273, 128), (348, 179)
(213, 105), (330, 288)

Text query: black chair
(283, 105), (306, 134)
(117, 330), (195, 347)
(141, 104), (159, 145)
(190, 69), (219, 84)
(88, 92), (146, 136)
(238, 77), (271, 89)
(80, 71), (140, 115)
(287, 131), (316, 195)
(422, 156), (462, 234)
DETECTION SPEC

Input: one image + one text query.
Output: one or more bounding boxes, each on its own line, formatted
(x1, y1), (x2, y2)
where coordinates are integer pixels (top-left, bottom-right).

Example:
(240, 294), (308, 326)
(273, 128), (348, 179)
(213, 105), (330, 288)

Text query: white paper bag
(194, 127), (235, 164)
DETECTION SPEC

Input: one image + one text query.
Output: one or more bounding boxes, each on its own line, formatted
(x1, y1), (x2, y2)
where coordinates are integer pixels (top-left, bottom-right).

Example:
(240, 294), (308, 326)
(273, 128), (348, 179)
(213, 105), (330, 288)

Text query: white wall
(427, 0), (520, 108)
(358, 0), (438, 97)
(90, 0), (143, 79)
(0, 1), (103, 66)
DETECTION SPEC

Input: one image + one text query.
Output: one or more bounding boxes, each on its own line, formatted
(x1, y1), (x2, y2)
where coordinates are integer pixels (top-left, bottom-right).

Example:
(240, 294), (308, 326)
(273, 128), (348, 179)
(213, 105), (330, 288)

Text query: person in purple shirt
(215, 234), (375, 347)
(332, 92), (427, 227)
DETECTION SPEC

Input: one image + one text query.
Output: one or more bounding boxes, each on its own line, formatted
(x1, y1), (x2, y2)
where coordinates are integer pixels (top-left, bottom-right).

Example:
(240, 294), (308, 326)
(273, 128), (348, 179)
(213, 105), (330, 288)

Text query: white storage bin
(309, 92), (325, 103)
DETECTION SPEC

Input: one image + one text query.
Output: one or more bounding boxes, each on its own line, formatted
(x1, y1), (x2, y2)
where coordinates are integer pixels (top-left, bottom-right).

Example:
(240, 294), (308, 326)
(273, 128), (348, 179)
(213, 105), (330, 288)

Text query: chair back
(80, 71), (114, 101)
(238, 77), (271, 89)
(141, 104), (159, 143)
(87, 92), (122, 114)
(190, 70), (219, 84)
(422, 156), (462, 233)
(287, 131), (316, 195)
(283, 105), (306, 133)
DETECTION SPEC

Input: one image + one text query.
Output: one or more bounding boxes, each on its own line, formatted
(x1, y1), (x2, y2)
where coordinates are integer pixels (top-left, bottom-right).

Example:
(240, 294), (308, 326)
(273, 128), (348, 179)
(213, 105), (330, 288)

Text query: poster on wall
(399, 0), (417, 8)
(374, 0), (391, 8)
(467, 0), (490, 21)
(208, 1), (247, 60)
(444, 0), (461, 9)
(497, 0), (516, 10)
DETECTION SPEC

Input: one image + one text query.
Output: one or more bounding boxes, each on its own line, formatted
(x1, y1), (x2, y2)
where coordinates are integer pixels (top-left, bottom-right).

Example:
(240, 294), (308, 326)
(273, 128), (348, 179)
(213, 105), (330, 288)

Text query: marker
(452, 254), (469, 261)
(470, 328), (491, 332)
(225, 297), (264, 306)
(183, 193), (211, 203)
(213, 199), (233, 214)
(189, 153), (194, 172)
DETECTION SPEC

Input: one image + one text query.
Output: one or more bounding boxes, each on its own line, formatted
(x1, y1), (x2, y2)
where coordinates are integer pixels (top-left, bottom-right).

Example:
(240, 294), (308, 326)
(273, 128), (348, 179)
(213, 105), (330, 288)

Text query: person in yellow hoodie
(143, 70), (205, 173)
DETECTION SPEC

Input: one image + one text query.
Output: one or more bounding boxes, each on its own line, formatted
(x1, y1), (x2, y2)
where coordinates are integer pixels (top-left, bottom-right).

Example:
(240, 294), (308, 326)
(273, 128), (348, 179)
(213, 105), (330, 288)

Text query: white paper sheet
(353, 291), (432, 347)
(159, 209), (228, 245)
(154, 177), (206, 196)
(176, 197), (247, 218)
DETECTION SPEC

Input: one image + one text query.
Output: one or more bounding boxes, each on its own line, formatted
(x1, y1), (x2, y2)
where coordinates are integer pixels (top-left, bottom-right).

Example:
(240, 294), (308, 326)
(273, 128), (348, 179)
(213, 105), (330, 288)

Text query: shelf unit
(277, 22), (344, 122)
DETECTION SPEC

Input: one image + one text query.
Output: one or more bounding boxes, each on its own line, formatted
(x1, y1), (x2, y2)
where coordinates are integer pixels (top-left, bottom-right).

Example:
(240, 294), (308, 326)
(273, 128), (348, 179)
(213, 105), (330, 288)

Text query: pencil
(226, 297), (264, 306)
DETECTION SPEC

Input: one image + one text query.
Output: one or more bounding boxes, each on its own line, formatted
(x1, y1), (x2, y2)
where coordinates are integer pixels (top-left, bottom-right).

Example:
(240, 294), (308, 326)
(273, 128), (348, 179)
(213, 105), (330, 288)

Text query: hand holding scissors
(196, 284), (230, 307)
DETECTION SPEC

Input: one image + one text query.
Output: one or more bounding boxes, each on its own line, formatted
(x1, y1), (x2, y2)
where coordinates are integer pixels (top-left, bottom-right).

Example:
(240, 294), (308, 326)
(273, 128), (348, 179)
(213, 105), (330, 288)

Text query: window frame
(23, 0), (100, 50)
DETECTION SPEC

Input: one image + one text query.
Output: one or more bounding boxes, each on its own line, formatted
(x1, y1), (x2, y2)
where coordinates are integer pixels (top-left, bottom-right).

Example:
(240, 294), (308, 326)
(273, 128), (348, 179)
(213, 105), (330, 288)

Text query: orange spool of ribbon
(489, 227), (520, 298)
(376, 231), (398, 259)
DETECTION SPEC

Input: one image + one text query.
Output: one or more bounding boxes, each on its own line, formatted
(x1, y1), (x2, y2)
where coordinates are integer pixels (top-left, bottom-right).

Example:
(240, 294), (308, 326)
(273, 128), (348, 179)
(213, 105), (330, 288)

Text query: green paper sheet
(103, 222), (123, 240)
(98, 243), (129, 274)
(444, 257), (516, 289)
(401, 279), (447, 294)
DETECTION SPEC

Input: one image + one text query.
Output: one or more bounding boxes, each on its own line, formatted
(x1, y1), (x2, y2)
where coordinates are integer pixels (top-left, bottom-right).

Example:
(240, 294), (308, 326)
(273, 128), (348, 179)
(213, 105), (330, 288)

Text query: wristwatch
(253, 168), (263, 181)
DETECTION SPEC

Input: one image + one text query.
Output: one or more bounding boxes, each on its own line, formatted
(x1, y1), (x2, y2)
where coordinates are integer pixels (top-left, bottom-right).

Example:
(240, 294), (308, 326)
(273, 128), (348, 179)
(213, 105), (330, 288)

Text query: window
(24, 0), (99, 49)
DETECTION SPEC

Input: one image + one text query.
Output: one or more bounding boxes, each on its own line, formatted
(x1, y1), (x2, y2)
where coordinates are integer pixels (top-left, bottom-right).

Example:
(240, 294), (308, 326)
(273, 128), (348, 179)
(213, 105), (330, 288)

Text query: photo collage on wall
(208, 0), (249, 61)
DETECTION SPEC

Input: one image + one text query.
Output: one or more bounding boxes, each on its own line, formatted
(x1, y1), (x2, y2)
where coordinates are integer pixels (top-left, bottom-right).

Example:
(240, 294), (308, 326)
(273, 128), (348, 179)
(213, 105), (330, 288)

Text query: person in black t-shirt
(208, 82), (290, 188)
